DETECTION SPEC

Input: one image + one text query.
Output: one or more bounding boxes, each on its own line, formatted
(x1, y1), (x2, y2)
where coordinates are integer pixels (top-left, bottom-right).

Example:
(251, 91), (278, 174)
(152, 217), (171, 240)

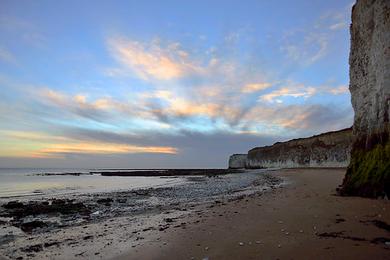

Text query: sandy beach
(115, 168), (390, 260)
(1, 168), (389, 260)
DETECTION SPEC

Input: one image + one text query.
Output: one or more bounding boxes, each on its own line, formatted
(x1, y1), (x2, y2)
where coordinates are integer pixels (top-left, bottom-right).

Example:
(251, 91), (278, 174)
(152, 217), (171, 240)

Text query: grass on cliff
(342, 142), (390, 198)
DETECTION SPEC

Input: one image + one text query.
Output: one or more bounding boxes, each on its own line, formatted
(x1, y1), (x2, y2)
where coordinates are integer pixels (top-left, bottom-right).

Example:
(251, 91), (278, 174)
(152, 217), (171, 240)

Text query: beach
(0, 168), (389, 260)
(116, 168), (390, 260)
(0, 169), (279, 259)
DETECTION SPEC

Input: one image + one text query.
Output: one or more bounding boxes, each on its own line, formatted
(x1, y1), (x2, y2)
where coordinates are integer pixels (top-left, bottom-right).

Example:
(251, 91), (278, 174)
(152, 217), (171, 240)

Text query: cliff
(340, 0), (390, 197)
(245, 128), (353, 169)
(228, 154), (247, 169)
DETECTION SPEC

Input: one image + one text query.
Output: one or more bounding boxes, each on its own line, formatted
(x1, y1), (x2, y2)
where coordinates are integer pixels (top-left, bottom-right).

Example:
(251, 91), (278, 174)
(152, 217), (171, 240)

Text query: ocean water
(0, 168), (186, 198)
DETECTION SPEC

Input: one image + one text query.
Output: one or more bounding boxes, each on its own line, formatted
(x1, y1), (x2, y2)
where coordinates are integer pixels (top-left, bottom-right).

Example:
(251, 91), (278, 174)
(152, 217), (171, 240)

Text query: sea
(0, 168), (186, 198)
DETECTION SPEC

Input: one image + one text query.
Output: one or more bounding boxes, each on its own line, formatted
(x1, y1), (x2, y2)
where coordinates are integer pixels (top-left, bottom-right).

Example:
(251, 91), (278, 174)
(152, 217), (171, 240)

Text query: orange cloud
(31, 142), (177, 158)
(144, 90), (222, 119)
(39, 89), (125, 113)
(108, 38), (202, 80)
(0, 130), (177, 158)
(241, 83), (272, 93)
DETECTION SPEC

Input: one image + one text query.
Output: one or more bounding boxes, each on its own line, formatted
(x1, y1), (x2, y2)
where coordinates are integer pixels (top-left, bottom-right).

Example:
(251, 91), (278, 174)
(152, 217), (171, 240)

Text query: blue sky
(0, 0), (354, 168)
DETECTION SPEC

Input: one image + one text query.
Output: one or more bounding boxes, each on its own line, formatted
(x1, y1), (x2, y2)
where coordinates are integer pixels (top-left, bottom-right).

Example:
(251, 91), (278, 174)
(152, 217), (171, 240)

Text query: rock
(228, 154), (247, 169)
(164, 218), (175, 223)
(83, 235), (93, 240)
(246, 128), (352, 168)
(51, 199), (66, 205)
(239, 242), (244, 246)
(1, 200), (90, 219)
(20, 220), (47, 233)
(2, 201), (24, 209)
(340, 0), (390, 198)
(21, 244), (43, 253)
(116, 198), (127, 203)
(44, 241), (60, 248)
(96, 198), (113, 205)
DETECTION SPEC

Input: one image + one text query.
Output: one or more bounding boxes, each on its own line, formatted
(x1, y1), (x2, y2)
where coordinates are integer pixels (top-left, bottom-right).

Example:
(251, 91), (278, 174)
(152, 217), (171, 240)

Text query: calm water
(0, 168), (186, 198)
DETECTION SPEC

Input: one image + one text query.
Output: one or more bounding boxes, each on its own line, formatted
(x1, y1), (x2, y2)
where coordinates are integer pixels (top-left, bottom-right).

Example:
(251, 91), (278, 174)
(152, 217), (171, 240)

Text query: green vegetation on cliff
(341, 141), (390, 198)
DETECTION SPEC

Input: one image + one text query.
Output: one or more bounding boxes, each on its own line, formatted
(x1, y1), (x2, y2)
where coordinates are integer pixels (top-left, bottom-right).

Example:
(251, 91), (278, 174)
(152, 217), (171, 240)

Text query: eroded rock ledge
(340, 0), (390, 198)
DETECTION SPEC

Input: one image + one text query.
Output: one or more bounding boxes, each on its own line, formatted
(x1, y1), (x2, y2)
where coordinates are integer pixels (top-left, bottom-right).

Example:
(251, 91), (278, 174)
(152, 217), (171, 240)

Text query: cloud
(32, 142), (177, 158)
(281, 32), (329, 65)
(329, 22), (347, 30)
(241, 83), (272, 93)
(0, 47), (17, 65)
(243, 103), (353, 134)
(108, 38), (203, 81)
(259, 83), (317, 103)
(327, 85), (349, 95)
(35, 82), (351, 137)
(318, 5), (350, 31)
(0, 130), (177, 158)
(0, 16), (47, 48)
(259, 83), (350, 103)
(280, 4), (350, 66)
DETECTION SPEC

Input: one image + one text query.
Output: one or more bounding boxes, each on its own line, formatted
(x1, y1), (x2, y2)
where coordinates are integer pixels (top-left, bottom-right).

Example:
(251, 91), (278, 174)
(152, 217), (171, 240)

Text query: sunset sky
(0, 0), (354, 168)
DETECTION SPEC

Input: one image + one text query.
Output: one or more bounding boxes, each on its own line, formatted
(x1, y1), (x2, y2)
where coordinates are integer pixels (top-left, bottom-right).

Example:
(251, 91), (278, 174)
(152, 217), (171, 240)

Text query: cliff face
(228, 154), (247, 169)
(340, 0), (390, 197)
(246, 128), (353, 169)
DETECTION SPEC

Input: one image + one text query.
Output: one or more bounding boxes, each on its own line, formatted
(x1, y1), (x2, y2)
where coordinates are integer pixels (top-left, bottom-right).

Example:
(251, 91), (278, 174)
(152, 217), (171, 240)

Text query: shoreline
(1, 168), (389, 259)
(0, 169), (280, 260)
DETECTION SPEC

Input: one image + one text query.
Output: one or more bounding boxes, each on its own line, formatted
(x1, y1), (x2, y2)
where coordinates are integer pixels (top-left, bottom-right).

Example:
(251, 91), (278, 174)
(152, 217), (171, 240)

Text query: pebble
(277, 244), (281, 248)
(281, 229), (285, 232)
(299, 230), (304, 233)
(385, 242), (390, 246)
(278, 220), (283, 224)
(285, 232), (289, 235)
(255, 241), (261, 244)
(239, 242), (244, 246)
(205, 247), (209, 251)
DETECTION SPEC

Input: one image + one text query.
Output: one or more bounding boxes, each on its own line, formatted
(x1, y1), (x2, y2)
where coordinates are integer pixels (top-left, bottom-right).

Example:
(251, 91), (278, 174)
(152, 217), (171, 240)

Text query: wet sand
(115, 168), (390, 260)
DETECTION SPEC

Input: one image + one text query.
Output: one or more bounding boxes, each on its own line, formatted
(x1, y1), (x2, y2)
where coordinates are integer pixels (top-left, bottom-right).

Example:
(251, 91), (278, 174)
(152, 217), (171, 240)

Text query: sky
(0, 0), (354, 168)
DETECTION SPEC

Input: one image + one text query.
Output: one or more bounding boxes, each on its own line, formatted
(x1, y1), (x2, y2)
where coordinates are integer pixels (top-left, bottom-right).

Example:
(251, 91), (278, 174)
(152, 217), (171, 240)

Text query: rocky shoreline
(34, 169), (242, 177)
(0, 170), (281, 260)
